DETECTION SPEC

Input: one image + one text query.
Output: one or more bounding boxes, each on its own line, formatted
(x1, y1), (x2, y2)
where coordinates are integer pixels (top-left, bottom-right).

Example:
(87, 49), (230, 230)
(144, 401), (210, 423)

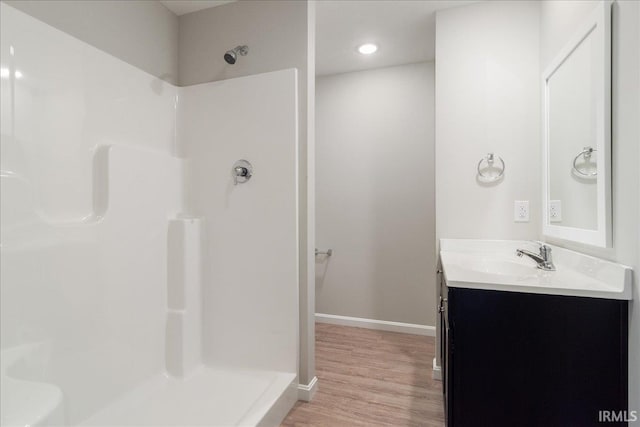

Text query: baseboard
(297, 376), (318, 402)
(432, 358), (442, 381)
(315, 313), (436, 337)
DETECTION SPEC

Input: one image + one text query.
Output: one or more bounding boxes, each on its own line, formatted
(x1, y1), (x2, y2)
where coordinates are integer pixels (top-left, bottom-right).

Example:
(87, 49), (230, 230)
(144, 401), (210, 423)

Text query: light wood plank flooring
(282, 323), (445, 426)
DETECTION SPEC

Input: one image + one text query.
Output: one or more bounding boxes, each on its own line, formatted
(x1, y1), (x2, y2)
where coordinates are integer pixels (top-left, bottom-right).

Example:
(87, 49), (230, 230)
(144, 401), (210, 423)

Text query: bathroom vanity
(439, 239), (631, 427)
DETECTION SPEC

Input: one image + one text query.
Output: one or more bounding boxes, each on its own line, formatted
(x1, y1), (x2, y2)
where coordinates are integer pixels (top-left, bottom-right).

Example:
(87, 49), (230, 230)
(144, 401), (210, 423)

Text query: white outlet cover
(549, 200), (562, 223)
(514, 200), (530, 222)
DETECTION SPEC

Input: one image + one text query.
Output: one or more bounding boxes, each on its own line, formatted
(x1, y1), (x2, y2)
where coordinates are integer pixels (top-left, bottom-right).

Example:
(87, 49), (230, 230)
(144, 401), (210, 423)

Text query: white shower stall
(0, 3), (299, 426)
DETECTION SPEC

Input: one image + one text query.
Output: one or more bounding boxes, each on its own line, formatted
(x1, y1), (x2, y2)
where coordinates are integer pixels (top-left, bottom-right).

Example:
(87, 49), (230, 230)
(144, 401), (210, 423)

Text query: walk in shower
(0, 4), (299, 426)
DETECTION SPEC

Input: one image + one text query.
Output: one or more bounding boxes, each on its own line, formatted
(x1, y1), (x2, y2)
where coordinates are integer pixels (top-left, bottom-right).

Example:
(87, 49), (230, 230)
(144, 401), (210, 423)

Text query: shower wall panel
(179, 70), (299, 376)
(1, 4), (300, 426)
(0, 4), (182, 425)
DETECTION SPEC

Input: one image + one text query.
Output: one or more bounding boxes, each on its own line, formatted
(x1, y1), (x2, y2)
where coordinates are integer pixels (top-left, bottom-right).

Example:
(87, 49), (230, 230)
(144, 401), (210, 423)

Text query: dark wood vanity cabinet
(441, 284), (628, 427)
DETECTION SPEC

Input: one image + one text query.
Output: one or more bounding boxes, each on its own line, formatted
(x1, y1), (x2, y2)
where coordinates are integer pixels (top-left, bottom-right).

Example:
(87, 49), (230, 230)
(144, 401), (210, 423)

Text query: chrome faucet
(516, 242), (556, 271)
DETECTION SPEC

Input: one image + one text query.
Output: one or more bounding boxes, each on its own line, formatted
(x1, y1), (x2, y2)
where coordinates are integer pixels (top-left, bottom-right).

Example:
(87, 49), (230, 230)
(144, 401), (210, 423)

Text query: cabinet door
(448, 288), (627, 427)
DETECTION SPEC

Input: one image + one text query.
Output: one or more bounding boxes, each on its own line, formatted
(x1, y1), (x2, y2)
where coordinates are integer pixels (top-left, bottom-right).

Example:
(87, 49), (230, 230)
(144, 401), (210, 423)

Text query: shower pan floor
(79, 367), (296, 426)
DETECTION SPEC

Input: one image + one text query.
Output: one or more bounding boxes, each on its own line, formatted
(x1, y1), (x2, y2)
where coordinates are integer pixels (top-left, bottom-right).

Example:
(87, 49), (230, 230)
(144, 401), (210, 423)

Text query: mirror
(542, 1), (611, 247)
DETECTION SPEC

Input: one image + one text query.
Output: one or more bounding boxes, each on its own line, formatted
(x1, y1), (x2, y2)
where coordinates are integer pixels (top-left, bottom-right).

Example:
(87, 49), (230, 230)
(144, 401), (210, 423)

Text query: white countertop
(440, 239), (632, 300)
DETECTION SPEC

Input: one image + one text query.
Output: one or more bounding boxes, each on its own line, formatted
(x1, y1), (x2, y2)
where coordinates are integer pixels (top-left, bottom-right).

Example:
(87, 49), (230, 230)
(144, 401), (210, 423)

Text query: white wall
(434, 1), (541, 243)
(3, 0), (179, 84)
(540, 0), (640, 412)
(178, 0), (316, 387)
(178, 0), (306, 86)
(315, 62), (435, 326)
(433, 0), (541, 368)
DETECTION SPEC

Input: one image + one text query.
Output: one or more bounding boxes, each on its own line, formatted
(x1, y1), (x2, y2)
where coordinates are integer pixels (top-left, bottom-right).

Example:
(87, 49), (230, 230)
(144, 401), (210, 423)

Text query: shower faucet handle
(232, 160), (253, 185)
(233, 167), (245, 185)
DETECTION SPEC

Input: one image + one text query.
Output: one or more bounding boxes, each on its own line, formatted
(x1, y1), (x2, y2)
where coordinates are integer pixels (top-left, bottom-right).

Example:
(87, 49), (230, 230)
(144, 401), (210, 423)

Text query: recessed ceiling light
(0, 68), (9, 79)
(14, 70), (23, 79)
(358, 43), (378, 55)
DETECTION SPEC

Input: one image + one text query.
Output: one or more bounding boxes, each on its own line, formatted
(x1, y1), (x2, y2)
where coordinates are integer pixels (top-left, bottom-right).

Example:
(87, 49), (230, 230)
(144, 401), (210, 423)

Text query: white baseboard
(432, 358), (442, 381)
(315, 313), (436, 337)
(297, 376), (318, 402)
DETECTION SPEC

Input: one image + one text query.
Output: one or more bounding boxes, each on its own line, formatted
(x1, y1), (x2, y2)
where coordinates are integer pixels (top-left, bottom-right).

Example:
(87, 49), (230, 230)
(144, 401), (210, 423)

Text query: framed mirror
(542, 0), (612, 248)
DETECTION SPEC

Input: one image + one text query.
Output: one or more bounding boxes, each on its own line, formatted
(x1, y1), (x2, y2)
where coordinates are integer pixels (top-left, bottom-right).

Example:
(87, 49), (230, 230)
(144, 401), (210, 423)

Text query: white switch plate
(549, 200), (562, 222)
(514, 200), (530, 222)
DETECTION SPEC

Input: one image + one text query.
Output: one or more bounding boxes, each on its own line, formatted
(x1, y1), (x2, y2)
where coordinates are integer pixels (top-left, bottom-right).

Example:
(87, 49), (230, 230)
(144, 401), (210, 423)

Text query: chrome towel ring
(572, 147), (597, 177)
(477, 153), (505, 182)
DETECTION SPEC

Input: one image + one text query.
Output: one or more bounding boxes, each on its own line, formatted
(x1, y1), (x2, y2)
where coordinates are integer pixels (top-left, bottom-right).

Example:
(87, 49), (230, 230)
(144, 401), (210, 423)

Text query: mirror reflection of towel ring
(477, 153), (505, 182)
(572, 147), (597, 177)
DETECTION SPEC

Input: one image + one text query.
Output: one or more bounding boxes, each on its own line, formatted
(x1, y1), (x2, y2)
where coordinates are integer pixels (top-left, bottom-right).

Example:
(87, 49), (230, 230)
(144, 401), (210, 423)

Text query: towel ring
(477, 153), (505, 182)
(572, 147), (597, 177)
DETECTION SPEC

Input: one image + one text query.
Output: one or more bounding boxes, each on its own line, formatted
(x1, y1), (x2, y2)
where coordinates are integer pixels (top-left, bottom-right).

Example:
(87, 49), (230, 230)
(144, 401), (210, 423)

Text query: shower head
(224, 45), (249, 64)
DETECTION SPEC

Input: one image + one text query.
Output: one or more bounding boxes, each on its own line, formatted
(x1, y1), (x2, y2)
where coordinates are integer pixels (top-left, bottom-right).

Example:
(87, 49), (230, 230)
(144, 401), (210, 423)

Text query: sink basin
(461, 256), (538, 277)
(440, 239), (632, 300)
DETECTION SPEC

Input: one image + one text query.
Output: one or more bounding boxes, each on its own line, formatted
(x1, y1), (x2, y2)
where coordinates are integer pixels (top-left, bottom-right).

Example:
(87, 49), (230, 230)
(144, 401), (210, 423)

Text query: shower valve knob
(232, 160), (253, 185)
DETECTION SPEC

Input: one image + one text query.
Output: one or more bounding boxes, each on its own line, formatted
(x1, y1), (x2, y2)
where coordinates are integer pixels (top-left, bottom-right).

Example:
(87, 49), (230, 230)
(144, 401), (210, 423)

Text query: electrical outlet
(549, 200), (562, 223)
(514, 200), (530, 222)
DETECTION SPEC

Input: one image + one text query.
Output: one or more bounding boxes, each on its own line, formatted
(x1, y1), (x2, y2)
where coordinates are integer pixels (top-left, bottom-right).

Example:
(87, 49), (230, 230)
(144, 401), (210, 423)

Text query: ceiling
(160, 0), (235, 16)
(160, 0), (477, 75)
(316, 0), (478, 76)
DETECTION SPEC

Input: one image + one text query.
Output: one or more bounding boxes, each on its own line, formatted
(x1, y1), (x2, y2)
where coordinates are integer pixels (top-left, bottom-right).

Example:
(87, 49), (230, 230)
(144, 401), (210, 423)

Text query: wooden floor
(282, 323), (445, 427)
